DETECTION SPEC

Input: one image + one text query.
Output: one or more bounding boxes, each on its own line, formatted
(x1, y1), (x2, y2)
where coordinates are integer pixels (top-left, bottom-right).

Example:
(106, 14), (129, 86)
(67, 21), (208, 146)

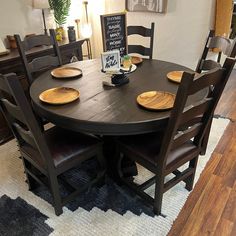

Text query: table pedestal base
(102, 136), (138, 183)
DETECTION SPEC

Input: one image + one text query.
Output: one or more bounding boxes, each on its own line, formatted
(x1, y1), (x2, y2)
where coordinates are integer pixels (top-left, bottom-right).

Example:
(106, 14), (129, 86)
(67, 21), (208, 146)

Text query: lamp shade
(33, 0), (50, 9)
(81, 23), (92, 38)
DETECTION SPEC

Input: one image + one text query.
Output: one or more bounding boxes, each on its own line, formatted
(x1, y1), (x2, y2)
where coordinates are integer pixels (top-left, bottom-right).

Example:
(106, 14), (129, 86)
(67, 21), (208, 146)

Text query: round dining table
(30, 58), (206, 179)
(30, 59), (205, 136)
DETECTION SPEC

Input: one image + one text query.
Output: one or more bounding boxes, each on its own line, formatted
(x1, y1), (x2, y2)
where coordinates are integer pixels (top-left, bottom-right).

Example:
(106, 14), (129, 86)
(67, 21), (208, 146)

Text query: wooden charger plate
(131, 56), (143, 65)
(167, 71), (199, 83)
(137, 91), (175, 111)
(51, 67), (82, 79)
(167, 71), (184, 83)
(39, 87), (80, 105)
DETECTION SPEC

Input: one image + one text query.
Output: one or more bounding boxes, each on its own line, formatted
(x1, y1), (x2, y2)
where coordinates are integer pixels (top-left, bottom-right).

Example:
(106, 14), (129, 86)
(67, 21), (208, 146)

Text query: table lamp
(81, 1), (92, 38)
(33, 0), (50, 35)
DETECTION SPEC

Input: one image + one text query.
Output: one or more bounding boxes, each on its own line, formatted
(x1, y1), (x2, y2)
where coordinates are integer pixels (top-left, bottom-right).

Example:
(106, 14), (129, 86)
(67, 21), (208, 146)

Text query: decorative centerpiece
(122, 55), (132, 68)
(101, 50), (129, 87)
(48, 0), (71, 41)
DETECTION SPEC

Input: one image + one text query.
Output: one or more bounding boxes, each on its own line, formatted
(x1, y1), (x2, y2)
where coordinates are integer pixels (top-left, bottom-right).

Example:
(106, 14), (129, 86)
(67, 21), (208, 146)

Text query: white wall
(0, 0), (50, 46)
(104, 0), (215, 69)
(88, 0), (106, 59)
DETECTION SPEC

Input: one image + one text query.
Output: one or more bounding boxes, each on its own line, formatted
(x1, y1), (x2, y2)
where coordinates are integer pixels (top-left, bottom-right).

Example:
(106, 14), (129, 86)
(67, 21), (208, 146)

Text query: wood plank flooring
(215, 70), (236, 121)
(168, 70), (236, 236)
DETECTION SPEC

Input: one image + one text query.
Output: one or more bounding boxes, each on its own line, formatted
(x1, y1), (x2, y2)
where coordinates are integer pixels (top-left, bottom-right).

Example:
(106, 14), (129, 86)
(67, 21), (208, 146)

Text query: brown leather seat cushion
(21, 126), (101, 171)
(118, 132), (198, 169)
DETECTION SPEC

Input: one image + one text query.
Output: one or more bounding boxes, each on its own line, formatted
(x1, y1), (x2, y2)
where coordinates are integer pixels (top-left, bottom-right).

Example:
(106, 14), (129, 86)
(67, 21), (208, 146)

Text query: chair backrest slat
(199, 59), (221, 71)
(23, 35), (53, 50)
(28, 55), (60, 72)
(15, 29), (62, 85)
(127, 25), (153, 37)
(128, 45), (151, 57)
(188, 69), (224, 95)
(178, 117), (202, 131)
(1, 99), (26, 124)
(13, 123), (37, 148)
(156, 57), (235, 168)
(172, 123), (202, 150)
(179, 98), (212, 127)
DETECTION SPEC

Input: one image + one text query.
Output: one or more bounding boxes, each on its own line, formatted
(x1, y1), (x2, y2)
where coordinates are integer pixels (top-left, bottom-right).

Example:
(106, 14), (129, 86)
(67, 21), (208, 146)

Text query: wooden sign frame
(100, 12), (128, 57)
(101, 50), (121, 72)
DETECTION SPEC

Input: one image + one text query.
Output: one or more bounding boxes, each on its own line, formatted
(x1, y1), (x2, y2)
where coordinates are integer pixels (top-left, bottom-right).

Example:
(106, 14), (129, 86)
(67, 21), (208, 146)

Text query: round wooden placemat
(137, 91), (175, 111)
(51, 67), (82, 79)
(166, 71), (184, 83)
(39, 87), (80, 105)
(131, 56), (143, 65)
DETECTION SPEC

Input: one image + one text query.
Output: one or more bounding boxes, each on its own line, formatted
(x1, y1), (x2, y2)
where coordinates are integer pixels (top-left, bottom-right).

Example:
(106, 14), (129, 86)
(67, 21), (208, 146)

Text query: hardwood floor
(215, 70), (236, 122)
(168, 70), (236, 236)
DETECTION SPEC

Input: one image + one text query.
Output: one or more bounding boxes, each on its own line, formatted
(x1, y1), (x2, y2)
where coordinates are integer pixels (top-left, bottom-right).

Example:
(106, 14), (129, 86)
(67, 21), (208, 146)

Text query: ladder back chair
(0, 73), (106, 216)
(196, 30), (236, 73)
(116, 57), (235, 216)
(196, 30), (236, 155)
(127, 22), (155, 59)
(14, 29), (62, 85)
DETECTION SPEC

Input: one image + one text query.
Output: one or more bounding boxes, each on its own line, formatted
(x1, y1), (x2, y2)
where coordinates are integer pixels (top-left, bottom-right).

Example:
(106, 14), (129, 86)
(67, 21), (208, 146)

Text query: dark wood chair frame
(196, 30), (236, 155)
(0, 73), (106, 216)
(196, 30), (236, 73)
(14, 29), (62, 85)
(116, 57), (235, 216)
(127, 22), (155, 59)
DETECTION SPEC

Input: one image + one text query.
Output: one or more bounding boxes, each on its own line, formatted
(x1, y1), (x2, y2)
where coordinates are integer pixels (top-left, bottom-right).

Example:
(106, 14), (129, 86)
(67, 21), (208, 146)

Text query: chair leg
(185, 156), (199, 191)
(22, 158), (37, 190)
(48, 174), (63, 216)
(153, 175), (165, 215)
(26, 174), (38, 191)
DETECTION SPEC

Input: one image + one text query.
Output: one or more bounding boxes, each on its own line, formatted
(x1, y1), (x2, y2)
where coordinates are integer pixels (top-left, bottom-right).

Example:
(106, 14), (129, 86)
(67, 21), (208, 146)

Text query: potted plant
(48, 0), (71, 40)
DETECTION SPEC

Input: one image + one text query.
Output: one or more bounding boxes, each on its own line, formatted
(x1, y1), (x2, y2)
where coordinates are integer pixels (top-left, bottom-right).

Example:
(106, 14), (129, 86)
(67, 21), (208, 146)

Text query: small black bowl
(111, 74), (129, 86)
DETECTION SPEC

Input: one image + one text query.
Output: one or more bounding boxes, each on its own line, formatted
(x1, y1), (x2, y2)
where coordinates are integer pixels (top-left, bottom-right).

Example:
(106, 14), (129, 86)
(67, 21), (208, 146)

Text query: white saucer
(105, 64), (137, 75)
(120, 64), (137, 74)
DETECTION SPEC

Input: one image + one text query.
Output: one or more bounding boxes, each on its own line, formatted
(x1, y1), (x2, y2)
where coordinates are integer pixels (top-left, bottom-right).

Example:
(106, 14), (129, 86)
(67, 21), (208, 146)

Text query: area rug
(0, 118), (229, 236)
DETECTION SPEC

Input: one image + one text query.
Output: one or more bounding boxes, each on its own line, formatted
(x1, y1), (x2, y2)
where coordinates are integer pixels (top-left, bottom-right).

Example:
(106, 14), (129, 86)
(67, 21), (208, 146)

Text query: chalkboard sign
(100, 13), (127, 57)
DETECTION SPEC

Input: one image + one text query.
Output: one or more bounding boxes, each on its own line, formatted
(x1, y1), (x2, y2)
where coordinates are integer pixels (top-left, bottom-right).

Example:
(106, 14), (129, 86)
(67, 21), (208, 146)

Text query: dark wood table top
(30, 59), (206, 135)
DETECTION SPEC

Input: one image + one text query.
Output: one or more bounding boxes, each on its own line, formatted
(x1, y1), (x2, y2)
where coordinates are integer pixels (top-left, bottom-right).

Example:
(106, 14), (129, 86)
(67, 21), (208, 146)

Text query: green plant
(123, 55), (131, 60)
(48, 0), (71, 26)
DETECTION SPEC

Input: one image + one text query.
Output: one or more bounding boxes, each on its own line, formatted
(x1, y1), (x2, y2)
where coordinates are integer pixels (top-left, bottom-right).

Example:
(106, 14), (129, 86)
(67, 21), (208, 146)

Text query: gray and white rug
(0, 118), (229, 236)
